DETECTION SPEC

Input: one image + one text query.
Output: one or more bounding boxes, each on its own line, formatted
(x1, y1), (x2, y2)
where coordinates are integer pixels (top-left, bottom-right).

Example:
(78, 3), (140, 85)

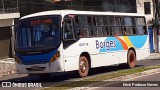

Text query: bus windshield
(15, 16), (61, 53)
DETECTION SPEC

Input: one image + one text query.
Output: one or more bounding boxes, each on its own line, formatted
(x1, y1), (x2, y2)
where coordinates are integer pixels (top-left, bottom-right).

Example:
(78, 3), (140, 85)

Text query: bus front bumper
(15, 61), (63, 74)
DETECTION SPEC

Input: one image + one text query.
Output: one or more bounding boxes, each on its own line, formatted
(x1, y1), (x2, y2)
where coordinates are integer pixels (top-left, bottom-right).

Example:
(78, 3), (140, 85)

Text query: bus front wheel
(127, 50), (136, 69)
(78, 56), (89, 77)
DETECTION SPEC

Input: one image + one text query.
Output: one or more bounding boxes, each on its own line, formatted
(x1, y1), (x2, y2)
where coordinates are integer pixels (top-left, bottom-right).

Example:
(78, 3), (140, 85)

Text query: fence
(0, 7), (19, 14)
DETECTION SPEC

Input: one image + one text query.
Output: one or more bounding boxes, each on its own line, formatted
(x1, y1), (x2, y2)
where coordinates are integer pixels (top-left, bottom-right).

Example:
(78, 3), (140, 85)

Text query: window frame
(144, 2), (151, 15)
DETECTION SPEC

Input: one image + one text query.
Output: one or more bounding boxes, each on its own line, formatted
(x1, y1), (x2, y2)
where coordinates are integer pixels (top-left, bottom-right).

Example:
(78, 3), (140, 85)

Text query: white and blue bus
(15, 10), (150, 77)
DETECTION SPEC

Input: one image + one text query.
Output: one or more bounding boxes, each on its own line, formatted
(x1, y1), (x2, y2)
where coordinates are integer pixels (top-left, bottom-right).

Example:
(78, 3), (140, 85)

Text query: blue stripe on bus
(99, 35), (148, 52)
(16, 50), (57, 65)
(128, 35), (148, 48)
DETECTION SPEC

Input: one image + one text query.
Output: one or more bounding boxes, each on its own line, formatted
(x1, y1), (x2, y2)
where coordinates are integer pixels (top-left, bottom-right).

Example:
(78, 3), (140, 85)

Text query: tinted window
(64, 19), (76, 39)
(123, 17), (136, 35)
(136, 17), (147, 35)
(16, 16), (61, 52)
(144, 2), (151, 14)
(109, 16), (122, 36)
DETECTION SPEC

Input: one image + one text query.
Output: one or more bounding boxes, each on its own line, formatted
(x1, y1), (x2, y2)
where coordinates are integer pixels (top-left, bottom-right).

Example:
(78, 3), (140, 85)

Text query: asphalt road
(91, 72), (160, 90)
(0, 59), (160, 90)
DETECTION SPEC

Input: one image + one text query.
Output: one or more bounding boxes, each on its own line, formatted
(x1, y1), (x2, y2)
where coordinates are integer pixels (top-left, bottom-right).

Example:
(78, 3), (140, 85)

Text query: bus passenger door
(62, 18), (79, 71)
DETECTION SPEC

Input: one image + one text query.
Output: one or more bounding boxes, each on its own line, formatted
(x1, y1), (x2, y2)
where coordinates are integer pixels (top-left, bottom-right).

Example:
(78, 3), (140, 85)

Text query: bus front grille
(22, 59), (50, 65)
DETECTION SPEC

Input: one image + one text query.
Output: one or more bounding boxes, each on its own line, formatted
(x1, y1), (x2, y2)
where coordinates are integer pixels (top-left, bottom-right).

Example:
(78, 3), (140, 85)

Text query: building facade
(0, 0), (20, 58)
(17, 0), (154, 24)
(18, 0), (137, 17)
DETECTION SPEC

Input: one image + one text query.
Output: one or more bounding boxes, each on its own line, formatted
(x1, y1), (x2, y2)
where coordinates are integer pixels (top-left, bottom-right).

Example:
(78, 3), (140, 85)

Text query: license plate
(31, 66), (39, 70)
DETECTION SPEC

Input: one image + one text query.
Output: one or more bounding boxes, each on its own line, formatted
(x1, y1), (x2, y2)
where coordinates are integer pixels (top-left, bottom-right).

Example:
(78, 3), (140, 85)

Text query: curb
(69, 67), (160, 90)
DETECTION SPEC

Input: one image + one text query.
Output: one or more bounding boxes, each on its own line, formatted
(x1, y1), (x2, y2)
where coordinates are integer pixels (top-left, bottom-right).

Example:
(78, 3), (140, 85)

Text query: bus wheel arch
(127, 48), (136, 69)
(78, 52), (91, 77)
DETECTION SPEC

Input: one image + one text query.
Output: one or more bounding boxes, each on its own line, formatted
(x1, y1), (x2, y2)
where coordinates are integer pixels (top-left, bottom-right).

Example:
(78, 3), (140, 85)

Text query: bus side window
(108, 16), (122, 36)
(103, 27), (109, 36)
(135, 17), (147, 35)
(133, 27), (136, 34)
(110, 28), (113, 35)
(123, 17), (135, 35)
(87, 16), (94, 37)
(77, 16), (89, 37)
(103, 16), (109, 36)
(75, 16), (80, 36)
(64, 19), (75, 40)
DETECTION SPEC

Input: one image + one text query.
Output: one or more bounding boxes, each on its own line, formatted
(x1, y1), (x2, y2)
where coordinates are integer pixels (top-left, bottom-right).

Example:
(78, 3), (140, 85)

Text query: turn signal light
(50, 51), (60, 62)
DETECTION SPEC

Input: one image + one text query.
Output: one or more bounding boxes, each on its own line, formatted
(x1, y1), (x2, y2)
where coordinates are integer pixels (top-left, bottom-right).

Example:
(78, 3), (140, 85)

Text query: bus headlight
(15, 56), (21, 64)
(50, 51), (60, 62)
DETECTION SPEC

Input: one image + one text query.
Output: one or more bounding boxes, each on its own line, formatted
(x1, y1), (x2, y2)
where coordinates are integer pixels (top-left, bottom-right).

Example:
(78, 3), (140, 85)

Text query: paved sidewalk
(0, 53), (160, 78)
(147, 53), (160, 60)
(0, 58), (15, 78)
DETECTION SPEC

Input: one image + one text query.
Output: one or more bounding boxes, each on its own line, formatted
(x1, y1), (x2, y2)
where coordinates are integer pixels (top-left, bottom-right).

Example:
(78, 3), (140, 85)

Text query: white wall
(0, 13), (20, 19)
(0, 13), (20, 27)
(0, 19), (14, 27)
(137, 0), (154, 26)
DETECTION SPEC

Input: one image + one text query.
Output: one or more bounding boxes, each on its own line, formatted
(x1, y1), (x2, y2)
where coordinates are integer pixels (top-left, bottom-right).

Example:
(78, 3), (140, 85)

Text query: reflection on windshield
(15, 16), (60, 52)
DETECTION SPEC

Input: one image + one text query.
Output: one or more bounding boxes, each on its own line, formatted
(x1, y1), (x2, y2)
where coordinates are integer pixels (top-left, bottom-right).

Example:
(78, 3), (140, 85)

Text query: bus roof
(20, 10), (145, 20)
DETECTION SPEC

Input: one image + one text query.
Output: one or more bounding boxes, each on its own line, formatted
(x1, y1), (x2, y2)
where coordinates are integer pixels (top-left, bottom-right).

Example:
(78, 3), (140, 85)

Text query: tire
(127, 50), (136, 69)
(78, 56), (90, 77)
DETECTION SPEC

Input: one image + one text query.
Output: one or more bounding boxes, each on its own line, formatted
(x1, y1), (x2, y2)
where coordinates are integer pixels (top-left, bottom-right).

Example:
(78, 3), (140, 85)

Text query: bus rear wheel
(78, 56), (89, 77)
(127, 50), (136, 69)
